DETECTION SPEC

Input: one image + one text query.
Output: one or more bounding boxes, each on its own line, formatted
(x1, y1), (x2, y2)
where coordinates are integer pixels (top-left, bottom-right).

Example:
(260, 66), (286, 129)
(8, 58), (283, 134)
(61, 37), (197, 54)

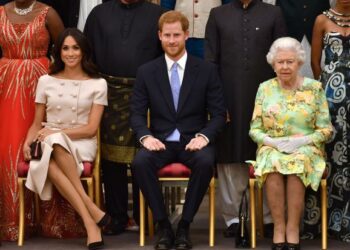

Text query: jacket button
(56, 105), (61, 110)
(71, 107), (76, 111)
(71, 120), (76, 124)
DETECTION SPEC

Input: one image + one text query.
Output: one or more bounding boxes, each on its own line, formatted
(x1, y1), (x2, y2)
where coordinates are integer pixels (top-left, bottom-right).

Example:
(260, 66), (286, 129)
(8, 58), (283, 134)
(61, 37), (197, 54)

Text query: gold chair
(17, 130), (102, 246)
(139, 162), (216, 247)
(248, 165), (328, 249)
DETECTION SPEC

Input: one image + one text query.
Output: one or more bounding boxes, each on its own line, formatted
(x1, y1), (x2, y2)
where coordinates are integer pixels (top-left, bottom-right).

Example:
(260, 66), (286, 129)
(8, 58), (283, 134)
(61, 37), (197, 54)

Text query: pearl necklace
(14, 1), (36, 16)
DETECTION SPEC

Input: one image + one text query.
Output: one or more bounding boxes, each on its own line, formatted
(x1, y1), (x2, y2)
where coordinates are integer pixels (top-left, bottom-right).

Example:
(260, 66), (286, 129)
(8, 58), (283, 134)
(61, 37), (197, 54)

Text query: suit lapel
(177, 56), (198, 113)
(157, 57), (176, 114)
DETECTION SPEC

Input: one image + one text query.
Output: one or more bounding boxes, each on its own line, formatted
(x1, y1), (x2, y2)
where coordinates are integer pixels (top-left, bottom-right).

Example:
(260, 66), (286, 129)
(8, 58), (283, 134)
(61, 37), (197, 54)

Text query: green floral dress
(248, 77), (333, 191)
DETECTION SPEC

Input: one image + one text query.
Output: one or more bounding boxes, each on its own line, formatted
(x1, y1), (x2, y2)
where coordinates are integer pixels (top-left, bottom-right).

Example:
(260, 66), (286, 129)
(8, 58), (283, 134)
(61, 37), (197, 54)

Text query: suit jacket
(276, 0), (329, 42)
(205, 0), (287, 162)
(130, 54), (226, 145)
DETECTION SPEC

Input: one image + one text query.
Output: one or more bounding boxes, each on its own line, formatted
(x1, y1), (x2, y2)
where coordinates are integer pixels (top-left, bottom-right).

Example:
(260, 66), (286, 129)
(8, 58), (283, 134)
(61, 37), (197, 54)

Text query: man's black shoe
(264, 223), (274, 239)
(102, 218), (126, 235)
(155, 227), (174, 250)
(174, 227), (192, 250)
(223, 223), (238, 238)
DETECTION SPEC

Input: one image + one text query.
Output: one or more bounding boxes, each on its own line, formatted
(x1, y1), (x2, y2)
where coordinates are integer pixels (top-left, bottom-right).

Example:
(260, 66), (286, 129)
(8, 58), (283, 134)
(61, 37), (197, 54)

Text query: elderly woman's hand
(277, 136), (312, 153)
(263, 136), (288, 149)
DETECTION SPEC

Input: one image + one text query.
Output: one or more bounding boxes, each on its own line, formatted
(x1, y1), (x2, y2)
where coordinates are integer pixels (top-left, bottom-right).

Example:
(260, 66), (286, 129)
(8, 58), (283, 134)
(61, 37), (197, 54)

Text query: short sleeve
(93, 78), (108, 106)
(35, 75), (47, 104)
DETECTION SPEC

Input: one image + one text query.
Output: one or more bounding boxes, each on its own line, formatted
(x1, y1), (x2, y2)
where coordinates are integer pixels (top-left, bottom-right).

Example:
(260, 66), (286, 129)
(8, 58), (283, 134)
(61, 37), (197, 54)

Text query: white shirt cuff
(195, 133), (209, 143)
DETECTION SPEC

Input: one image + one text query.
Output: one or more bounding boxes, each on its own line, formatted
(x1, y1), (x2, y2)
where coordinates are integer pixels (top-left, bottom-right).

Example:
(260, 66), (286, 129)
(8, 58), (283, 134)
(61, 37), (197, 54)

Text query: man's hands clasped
(141, 135), (208, 152)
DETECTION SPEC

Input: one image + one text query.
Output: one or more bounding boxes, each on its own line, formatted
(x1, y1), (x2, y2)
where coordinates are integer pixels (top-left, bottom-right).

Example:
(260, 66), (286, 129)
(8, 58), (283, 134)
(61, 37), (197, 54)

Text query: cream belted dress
(25, 75), (108, 200)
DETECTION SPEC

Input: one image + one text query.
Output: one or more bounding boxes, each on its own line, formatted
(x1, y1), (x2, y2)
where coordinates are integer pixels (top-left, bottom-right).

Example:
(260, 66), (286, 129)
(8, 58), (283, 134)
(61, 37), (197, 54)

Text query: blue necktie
(170, 62), (180, 110)
(166, 62), (181, 141)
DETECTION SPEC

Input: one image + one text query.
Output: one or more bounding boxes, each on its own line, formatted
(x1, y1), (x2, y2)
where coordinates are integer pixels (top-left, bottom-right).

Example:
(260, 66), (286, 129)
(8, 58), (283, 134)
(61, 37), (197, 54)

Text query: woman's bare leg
(286, 175), (305, 244)
(48, 158), (101, 245)
(265, 173), (286, 243)
(52, 144), (104, 222)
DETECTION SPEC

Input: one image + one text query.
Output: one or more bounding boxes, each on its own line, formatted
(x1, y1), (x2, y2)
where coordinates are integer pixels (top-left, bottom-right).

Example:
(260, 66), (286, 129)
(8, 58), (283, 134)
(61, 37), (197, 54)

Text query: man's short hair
(158, 10), (189, 32)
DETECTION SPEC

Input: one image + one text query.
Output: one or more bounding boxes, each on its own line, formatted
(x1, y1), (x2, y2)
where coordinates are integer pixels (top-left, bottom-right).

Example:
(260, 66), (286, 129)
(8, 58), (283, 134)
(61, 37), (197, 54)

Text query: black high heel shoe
(87, 233), (104, 250)
(286, 242), (300, 250)
(97, 213), (112, 228)
(271, 242), (287, 250)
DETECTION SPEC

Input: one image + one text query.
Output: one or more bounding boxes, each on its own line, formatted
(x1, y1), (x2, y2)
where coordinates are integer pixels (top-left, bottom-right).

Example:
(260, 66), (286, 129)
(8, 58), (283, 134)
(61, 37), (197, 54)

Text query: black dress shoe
(264, 223), (274, 238)
(174, 227), (192, 250)
(286, 242), (300, 250)
(87, 240), (104, 250)
(271, 242), (286, 250)
(102, 217), (126, 235)
(223, 223), (237, 238)
(87, 233), (104, 250)
(155, 227), (174, 250)
(97, 213), (112, 228)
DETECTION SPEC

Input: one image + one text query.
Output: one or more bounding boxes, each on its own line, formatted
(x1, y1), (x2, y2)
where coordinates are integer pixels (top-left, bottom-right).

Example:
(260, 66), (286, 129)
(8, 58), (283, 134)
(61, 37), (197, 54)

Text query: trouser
(132, 142), (214, 222)
(217, 163), (272, 226)
(102, 159), (140, 224)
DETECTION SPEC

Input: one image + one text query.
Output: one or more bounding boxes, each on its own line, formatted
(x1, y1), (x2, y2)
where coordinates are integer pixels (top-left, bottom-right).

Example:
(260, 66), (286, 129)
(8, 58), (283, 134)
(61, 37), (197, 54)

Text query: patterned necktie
(170, 62), (180, 110)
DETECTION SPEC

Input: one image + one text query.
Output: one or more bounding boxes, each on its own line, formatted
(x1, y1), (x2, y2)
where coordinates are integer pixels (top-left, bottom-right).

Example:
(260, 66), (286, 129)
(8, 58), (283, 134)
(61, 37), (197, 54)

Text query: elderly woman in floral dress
(249, 37), (332, 250)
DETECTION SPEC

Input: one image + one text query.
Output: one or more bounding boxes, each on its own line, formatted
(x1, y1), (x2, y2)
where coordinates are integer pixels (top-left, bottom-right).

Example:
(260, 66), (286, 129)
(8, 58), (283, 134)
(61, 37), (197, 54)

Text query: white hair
(266, 37), (306, 65)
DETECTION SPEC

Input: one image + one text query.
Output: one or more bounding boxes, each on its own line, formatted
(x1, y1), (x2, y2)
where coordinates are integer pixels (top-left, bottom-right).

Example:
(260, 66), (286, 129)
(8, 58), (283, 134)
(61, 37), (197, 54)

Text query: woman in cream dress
(23, 28), (110, 249)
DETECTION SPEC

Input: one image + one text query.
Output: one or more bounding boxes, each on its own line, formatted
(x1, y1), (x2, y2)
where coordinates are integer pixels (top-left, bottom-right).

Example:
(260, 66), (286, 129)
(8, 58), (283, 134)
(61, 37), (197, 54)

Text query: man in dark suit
(205, 0), (287, 238)
(130, 11), (225, 250)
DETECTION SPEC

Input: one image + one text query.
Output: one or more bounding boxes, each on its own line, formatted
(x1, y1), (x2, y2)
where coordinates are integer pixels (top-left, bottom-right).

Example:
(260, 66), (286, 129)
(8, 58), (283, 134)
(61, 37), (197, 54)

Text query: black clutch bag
(30, 140), (42, 160)
(235, 187), (250, 248)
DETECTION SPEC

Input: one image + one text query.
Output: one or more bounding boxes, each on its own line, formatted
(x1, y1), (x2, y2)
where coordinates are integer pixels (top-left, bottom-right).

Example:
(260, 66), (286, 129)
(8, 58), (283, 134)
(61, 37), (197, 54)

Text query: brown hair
(50, 28), (99, 78)
(158, 11), (189, 32)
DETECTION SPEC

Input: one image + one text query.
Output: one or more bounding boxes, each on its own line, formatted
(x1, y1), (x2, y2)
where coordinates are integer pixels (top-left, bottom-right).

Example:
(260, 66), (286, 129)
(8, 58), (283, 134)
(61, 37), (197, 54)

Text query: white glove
(277, 136), (312, 154)
(263, 136), (288, 149)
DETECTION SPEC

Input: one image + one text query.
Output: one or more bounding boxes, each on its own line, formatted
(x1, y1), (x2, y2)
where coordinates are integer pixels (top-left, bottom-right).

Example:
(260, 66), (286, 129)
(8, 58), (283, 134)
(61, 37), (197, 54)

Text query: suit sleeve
(130, 67), (152, 141)
(199, 65), (226, 142)
(272, 7), (287, 40)
(204, 9), (220, 66)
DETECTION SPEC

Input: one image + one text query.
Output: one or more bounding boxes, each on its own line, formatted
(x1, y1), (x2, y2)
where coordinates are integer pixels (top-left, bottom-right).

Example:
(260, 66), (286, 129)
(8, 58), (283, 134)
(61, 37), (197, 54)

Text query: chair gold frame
(249, 168), (328, 249)
(139, 176), (216, 247)
(17, 130), (102, 246)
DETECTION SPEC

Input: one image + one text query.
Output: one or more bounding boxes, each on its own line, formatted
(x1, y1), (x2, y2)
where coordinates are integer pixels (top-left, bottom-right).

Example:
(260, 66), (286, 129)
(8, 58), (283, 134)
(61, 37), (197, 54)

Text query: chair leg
(140, 191), (145, 246)
(18, 178), (25, 246)
(209, 177), (215, 247)
(148, 206), (154, 238)
(171, 187), (176, 213)
(321, 179), (327, 250)
(86, 179), (94, 200)
(257, 185), (264, 238)
(249, 178), (256, 249)
(34, 194), (40, 224)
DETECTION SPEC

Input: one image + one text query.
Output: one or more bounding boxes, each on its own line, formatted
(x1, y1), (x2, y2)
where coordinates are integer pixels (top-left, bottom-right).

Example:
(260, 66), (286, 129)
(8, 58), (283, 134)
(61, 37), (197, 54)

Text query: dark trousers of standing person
(102, 159), (140, 233)
(132, 142), (214, 223)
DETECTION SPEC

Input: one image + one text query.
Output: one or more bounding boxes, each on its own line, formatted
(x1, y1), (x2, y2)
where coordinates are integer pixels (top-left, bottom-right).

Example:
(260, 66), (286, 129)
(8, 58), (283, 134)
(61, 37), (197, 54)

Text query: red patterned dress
(0, 6), (85, 240)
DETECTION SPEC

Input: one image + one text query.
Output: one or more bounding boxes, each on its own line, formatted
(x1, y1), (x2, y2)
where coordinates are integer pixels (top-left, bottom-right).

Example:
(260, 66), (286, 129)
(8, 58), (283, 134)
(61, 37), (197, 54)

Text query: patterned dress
(320, 32), (350, 241)
(249, 78), (332, 191)
(0, 6), (50, 240)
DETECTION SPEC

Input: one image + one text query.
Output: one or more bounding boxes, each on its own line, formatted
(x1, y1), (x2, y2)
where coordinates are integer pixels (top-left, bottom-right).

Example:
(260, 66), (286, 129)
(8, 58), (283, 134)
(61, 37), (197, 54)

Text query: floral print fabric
(249, 77), (332, 191)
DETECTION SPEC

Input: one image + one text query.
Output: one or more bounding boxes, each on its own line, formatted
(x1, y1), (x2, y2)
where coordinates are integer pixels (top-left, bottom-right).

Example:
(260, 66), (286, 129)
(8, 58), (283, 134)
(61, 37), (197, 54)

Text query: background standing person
(311, 0), (350, 241)
(84, 0), (164, 234)
(0, 0), (63, 240)
(205, 0), (287, 238)
(159, 0), (232, 58)
(275, 0), (330, 78)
